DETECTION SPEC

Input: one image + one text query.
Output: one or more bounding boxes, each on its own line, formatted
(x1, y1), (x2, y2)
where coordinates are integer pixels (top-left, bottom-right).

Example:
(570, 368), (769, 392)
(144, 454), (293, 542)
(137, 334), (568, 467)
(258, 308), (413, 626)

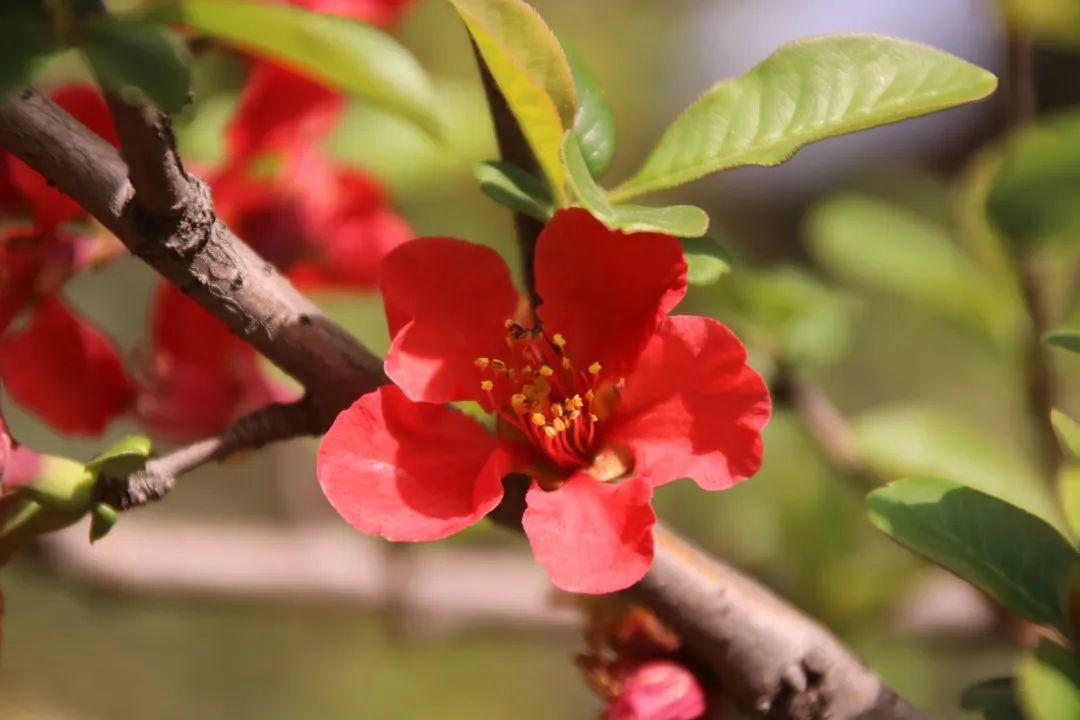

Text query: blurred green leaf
(1047, 329), (1080, 354)
(448, 0), (576, 200)
(473, 161), (553, 220)
(681, 236), (732, 286)
(81, 17), (191, 114)
(15, 456), (94, 514)
(807, 194), (1018, 344)
(868, 477), (1078, 632)
(1060, 466), (1080, 541)
(562, 132), (708, 236)
(988, 111), (1080, 246)
(85, 435), (152, 478)
(610, 35), (997, 201)
(1018, 639), (1080, 720)
(89, 502), (119, 543)
(852, 405), (1057, 523)
(141, 0), (440, 137)
(1003, 0), (1080, 47)
(960, 678), (1023, 720)
(0, 3), (58, 97)
(1053, 410), (1080, 461)
(563, 42), (615, 177)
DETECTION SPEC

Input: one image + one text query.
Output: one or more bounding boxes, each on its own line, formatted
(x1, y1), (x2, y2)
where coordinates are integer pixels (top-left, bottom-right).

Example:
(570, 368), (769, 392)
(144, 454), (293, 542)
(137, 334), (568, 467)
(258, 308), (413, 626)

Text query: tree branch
(0, 89), (384, 428)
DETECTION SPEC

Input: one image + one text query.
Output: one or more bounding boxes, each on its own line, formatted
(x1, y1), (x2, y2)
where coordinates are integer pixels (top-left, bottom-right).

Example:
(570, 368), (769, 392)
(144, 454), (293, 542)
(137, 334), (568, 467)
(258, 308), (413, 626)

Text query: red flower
(604, 661), (706, 720)
(214, 151), (411, 289)
(0, 297), (133, 435)
(318, 209), (770, 593)
(269, 0), (411, 26)
(136, 283), (292, 442)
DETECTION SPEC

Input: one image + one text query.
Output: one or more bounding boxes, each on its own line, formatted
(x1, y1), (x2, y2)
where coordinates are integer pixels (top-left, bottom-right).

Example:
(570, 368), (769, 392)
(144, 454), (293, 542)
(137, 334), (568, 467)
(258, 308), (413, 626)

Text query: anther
(531, 412), (547, 427)
(588, 362), (602, 375)
(474, 357), (490, 370)
(552, 418), (567, 433)
(561, 357), (572, 369)
(539, 365), (554, 377)
(590, 413), (599, 422)
(585, 390), (595, 402)
(552, 404), (564, 418)
(552, 333), (566, 347)
(543, 426), (558, 438)
(480, 380), (494, 391)
(511, 394), (528, 412)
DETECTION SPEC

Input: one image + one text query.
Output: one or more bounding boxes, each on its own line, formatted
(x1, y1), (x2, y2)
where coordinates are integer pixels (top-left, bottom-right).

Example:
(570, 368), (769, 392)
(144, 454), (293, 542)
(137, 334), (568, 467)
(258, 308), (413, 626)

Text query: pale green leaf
(852, 405), (1058, 524)
(610, 35), (997, 201)
(1053, 410), (1080, 461)
(681, 236), (732, 286)
(562, 133), (708, 236)
(81, 17), (192, 115)
(140, 0), (439, 137)
(85, 435), (152, 478)
(473, 160), (553, 220)
(1047, 329), (1080, 354)
(1060, 466), (1080, 542)
(807, 194), (1019, 344)
(868, 477), (1079, 632)
(1018, 639), (1080, 720)
(564, 42), (615, 177)
(448, 0), (576, 199)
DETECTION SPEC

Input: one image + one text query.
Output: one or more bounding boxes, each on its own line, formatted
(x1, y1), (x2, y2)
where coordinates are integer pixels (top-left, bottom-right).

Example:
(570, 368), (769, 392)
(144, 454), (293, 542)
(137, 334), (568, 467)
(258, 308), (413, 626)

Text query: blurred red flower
(267, 0), (411, 26)
(317, 209), (771, 593)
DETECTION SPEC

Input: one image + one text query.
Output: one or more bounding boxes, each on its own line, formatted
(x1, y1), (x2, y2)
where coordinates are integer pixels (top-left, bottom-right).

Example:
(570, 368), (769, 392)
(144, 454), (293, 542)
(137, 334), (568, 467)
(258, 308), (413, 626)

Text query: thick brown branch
(97, 400), (321, 510)
(0, 89), (384, 428)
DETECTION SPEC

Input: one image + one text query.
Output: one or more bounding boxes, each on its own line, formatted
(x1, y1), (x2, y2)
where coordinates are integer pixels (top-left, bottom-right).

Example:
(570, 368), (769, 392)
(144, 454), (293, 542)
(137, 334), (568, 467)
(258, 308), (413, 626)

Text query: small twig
(105, 98), (193, 216)
(96, 400), (320, 510)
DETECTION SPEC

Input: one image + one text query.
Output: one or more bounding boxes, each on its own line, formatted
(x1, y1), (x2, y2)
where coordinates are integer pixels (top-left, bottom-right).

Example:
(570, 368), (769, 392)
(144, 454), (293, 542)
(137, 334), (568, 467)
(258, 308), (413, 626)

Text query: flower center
(475, 320), (621, 471)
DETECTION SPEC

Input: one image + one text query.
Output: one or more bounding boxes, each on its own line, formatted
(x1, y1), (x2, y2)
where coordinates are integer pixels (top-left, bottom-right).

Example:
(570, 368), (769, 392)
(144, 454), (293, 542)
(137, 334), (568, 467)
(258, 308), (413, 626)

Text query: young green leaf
(681, 237), (733, 286)
(562, 133), (708, 237)
(80, 17), (192, 115)
(89, 502), (119, 543)
(960, 678), (1024, 720)
(563, 42), (615, 177)
(473, 161), (553, 221)
(610, 35), (997, 201)
(1046, 329), (1080, 354)
(1018, 639), (1080, 720)
(138, 0), (439, 137)
(807, 194), (1019, 344)
(868, 477), (1079, 633)
(1060, 467), (1080, 542)
(0, 4), (58, 97)
(448, 0), (577, 199)
(85, 435), (153, 478)
(988, 111), (1080, 246)
(1052, 410), (1080, 461)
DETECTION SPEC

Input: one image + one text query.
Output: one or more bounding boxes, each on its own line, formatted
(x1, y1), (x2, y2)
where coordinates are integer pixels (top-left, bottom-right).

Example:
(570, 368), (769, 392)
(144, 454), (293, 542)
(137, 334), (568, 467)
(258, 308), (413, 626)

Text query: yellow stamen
(569, 409), (581, 421)
(588, 361), (602, 375)
(531, 412), (547, 427)
(572, 394), (584, 408)
(552, 333), (566, 347)
(474, 357), (490, 370)
(504, 318), (514, 328)
(539, 365), (554, 377)
(585, 390), (595, 402)
(511, 394), (528, 412)
(480, 380), (494, 392)
(552, 404), (564, 418)
(491, 359), (507, 372)
(543, 425), (558, 438)
(561, 357), (572, 369)
(552, 417), (567, 433)
(590, 413), (599, 422)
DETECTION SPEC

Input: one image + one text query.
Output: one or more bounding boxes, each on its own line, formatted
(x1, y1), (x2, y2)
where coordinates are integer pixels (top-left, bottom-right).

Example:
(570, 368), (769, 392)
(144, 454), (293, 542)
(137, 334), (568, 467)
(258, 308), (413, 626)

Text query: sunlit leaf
(85, 435), (152, 478)
(868, 477), (1079, 632)
(681, 236), (732, 286)
(988, 111), (1080, 246)
(564, 42), (615, 177)
(610, 35), (996, 201)
(1053, 410), (1080, 461)
(807, 194), (1018, 344)
(562, 133), (708, 237)
(1046, 329), (1080, 354)
(961, 678), (1024, 720)
(139, 0), (440, 137)
(474, 161), (553, 220)
(852, 405), (1057, 524)
(1018, 639), (1080, 720)
(448, 0), (576, 198)
(81, 16), (192, 114)
(1060, 466), (1080, 542)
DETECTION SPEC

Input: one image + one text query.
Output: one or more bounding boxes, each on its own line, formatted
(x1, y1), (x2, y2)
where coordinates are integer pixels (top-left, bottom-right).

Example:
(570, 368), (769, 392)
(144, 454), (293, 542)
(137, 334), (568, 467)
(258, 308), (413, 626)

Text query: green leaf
(1053, 410), (1080, 461)
(89, 502), (119, 543)
(988, 111), (1080, 246)
(562, 133), (708, 237)
(0, 3), (58, 97)
(473, 160), (553, 220)
(1060, 466), (1080, 542)
(1018, 639), (1080, 720)
(140, 0), (439, 137)
(448, 0), (576, 199)
(85, 435), (152, 478)
(961, 678), (1024, 720)
(1047, 330), (1080, 354)
(681, 236), (732, 286)
(868, 477), (1079, 632)
(16, 456), (94, 514)
(806, 194), (1017, 344)
(610, 35), (997, 201)
(852, 405), (1058, 523)
(563, 42), (615, 177)
(80, 17), (192, 115)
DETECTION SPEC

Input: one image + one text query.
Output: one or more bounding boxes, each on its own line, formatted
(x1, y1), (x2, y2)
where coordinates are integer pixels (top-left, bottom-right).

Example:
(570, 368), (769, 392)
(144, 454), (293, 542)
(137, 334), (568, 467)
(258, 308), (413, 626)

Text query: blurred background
(3, 0), (1080, 717)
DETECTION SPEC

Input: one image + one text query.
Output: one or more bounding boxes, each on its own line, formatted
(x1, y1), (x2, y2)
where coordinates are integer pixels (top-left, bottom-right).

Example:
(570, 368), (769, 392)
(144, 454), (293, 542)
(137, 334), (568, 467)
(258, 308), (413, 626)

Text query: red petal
(606, 660), (707, 720)
(0, 298), (133, 435)
(603, 316), (770, 491)
(380, 238), (524, 403)
(7, 85), (117, 230)
(227, 62), (343, 161)
(522, 473), (655, 593)
(535, 209), (687, 379)
(287, 0), (411, 26)
(317, 385), (511, 541)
